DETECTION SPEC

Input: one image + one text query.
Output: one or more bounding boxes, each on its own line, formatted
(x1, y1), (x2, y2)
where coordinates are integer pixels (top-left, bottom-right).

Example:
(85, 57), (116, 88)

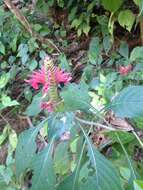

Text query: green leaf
(130, 47), (143, 62)
(83, 24), (91, 35)
(57, 173), (77, 190)
(0, 73), (10, 89)
(9, 130), (18, 150)
(48, 113), (74, 141)
(116, 133), (137, 190)
(54, 142), (70, 175)
(1, 95), (19, 109)
(25, 93), (42, 116)
(111, 86), (143, 118)
(17, 43), (29, 64)
(79, 175), (98, 190)
(0, 165), (13, 185)
(134, 180), (143, 190)
(80, 126), (123, 190)
(118, 41), (129, 59)
(28, 59), (38, 71)
(61, 83), (91, 111)
(28, 38), (39, 53)
(15, 127), (39, 176)
(133, 0), (143, 8)
(30, 139), (56, 190)
(118, 10), (135, 32)
(59, 54), (71, 72)
(0, 126), (9, 145)
(103, 35), (112, 54)
(119, 167), (131, 181)
(88, 37), (101, 65)
(134, 117), (143, 129)
(0, 41), (5, 54)
(102, 0), (123, 12)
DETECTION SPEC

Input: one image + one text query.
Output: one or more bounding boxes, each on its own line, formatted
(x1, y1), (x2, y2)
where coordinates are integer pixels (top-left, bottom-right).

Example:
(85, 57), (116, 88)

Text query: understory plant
(0, 0), (143, 190)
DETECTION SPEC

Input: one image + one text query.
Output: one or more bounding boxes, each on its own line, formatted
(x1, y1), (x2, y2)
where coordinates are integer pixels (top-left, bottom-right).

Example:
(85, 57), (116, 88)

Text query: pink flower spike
(41, 102), (54, 112)
(25, 64), (72, 92)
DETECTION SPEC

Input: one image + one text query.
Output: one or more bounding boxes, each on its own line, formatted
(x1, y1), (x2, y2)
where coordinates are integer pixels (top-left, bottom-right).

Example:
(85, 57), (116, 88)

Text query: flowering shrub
(0, 1), (143, 190)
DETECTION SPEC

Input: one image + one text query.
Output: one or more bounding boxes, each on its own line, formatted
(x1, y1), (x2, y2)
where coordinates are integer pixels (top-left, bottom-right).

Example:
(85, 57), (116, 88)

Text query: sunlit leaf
(118, 10), (135, 32)
(102, 0), (123, 12)
(134, 180), (143, 190)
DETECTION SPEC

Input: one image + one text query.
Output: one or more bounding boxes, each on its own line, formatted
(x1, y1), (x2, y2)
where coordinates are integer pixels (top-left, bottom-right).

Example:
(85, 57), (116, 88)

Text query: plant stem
(75, 116), (116, 131)
(132, 131), (143, 148)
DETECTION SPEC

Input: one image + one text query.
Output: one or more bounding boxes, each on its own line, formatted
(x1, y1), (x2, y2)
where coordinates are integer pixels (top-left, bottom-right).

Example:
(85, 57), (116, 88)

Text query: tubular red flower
(25, 66), (46, 90)
(25, 65), (71, 93)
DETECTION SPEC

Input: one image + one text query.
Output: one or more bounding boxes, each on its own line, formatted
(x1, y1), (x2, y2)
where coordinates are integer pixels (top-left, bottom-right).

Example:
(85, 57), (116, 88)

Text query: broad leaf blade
(81, 126), (123, 190)
(61, 83), (91, 111)
(57, 173), (77, 190)
(15, 127), (39, 176)
(134, 180), (143, 190)
(111, 86), (143, 118)
(102, 0), (123, 12)
(118, 10), (135, 32)
(30, 139), (56, 190)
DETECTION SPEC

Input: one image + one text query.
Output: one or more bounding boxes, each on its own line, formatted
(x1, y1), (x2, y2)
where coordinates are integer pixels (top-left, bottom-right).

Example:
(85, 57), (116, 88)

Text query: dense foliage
(0, 0), (143, 189)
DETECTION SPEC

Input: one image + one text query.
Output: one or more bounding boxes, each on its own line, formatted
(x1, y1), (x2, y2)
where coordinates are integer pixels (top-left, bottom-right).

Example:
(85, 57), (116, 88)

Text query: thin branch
(75, 116), (116, 131)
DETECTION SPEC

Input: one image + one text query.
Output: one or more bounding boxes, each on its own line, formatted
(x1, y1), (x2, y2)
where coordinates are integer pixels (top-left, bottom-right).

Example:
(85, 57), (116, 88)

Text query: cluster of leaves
(0, 0), (143, 190)
(40, 0), (143, 36)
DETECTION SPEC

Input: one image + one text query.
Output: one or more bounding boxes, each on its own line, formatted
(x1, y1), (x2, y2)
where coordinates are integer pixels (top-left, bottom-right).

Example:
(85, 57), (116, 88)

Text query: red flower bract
(119, 64), (132, 76)
(41, 101), (54, 112)
(25, 65), (71, 93)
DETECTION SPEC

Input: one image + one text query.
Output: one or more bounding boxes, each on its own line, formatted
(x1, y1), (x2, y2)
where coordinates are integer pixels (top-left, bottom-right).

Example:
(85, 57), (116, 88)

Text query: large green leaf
(118, 10), (135, 32)
(15, 127), (39, 176)
(80, 126), (123, 190)
(57, 173), (77, 190)
(79, 175), (97, 190)
(57, 137), (86, 190)
(111, 86), (143, 118)
(25, 93), (42, 116)
(54, 142), (71, 175)
(130, 47), (143, 62)
(30, 139), (56, 190)
(88, 37), (101, 65)
(61, 83), (91, 111)
(48, 112), (74, 141)
(134, 180), (143, 190)
(102, 0), (123, 12)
